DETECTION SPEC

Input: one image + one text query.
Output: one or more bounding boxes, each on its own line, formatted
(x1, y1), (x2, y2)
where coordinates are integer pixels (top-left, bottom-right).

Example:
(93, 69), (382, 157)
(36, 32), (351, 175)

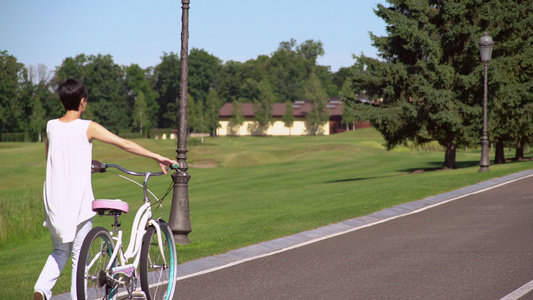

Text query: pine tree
(346, 0), (491, 169)
(487, 0), (533, 162)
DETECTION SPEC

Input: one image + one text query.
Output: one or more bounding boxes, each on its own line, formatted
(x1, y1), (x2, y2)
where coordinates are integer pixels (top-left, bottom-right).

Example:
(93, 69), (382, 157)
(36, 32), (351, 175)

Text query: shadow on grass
(325, 176), (393, 184)
(325, 160), (482, 184)
(401, 161), (444, 174)
(402, 160), (482, 173)
(324, 156), (533, 184)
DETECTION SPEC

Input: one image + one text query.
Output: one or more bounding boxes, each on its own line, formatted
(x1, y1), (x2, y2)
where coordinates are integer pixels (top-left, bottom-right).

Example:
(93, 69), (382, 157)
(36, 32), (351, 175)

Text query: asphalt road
(52, 170), (533, 299)
(174, 171), (533, 300)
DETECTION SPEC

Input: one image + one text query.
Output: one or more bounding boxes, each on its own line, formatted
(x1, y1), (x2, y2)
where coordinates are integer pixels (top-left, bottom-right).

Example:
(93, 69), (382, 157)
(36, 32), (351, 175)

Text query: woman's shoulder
(46, 118), (59, 128)
(80, 119), (93, 125)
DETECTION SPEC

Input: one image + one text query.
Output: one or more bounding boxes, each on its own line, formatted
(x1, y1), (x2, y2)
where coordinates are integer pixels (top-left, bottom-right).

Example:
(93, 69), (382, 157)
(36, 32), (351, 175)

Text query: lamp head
(479, 32), (494, 62)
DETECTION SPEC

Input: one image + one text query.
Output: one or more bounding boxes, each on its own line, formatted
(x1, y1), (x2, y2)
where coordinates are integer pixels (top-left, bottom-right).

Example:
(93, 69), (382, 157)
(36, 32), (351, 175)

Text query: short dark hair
(59, 79), (88, 111)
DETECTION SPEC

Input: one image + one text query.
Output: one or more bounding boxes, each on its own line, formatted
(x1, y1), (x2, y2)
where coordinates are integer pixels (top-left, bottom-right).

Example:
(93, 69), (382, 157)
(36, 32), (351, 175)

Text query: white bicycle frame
(87, 162), (172, 296)
(106, 203), (163, 278)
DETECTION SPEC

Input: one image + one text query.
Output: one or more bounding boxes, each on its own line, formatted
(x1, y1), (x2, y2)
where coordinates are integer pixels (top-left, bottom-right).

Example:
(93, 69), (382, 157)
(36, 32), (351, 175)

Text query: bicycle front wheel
(76, 227), (117, 300)
(140, 220), (178, 300)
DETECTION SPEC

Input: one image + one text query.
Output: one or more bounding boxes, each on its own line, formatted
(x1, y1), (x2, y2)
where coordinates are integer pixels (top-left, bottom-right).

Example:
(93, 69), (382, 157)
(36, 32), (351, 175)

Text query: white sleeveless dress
(43, 119), (96, 243)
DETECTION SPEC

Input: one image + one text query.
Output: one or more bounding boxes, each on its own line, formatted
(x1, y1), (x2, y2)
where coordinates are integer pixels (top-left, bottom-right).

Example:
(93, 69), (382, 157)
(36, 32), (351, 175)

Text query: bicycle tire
(139, 220), (178, 300)
(76, 227), (117, 300)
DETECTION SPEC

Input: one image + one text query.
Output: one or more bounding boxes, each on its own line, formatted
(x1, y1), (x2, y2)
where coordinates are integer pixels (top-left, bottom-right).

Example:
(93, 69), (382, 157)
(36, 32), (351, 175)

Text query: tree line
(3, 0), (533, 169)
(0, 38), (352, 141)
(343, 0), (533, 168)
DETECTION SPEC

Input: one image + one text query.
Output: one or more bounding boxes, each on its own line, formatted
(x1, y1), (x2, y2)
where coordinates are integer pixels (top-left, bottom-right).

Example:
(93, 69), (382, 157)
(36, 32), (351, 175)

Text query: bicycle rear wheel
(76, 227), (117, 300)
(139, 220), (178, 300)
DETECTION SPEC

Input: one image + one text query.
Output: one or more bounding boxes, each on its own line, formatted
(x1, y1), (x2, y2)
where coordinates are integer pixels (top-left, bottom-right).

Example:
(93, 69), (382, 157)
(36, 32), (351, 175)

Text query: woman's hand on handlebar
(156, 155), (179, 174)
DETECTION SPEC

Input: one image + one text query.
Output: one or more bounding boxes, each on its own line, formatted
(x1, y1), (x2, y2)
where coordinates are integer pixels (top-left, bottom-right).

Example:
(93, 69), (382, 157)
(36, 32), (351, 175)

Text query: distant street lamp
(169, 0), (192, 244)
(478, 32), (494, 172)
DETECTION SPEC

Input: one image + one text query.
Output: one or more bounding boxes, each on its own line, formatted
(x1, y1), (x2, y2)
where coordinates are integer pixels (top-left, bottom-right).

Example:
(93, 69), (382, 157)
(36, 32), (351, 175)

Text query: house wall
(217, 117), (330, 136)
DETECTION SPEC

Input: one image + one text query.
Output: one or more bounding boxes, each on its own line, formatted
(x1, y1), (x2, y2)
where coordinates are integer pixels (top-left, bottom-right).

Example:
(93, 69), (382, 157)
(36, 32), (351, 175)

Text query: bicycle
(76, 160), (180, 300)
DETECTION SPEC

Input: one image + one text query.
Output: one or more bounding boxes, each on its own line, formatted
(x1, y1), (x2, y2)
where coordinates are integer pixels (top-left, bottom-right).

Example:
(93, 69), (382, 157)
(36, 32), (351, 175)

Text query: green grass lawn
(2, 128), (533, 299)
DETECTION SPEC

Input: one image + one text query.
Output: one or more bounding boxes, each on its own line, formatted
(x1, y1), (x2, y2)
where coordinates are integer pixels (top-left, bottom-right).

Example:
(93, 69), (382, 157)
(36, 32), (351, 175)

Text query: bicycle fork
(148, 219), (168, 267)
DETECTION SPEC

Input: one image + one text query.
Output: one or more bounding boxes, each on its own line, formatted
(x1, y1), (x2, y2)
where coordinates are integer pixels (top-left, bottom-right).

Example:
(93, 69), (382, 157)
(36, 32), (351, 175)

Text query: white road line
(500, 279), (533, 300)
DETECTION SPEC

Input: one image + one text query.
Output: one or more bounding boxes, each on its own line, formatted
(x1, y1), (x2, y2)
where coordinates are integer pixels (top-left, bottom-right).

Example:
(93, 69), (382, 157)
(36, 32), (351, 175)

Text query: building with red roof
(217, 97), (371, 136)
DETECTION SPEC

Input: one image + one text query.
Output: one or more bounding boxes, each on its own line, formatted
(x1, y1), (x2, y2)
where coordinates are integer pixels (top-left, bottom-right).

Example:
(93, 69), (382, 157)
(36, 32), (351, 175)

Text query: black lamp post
(169, 0), (192, 244)
(478, 32), (494, 172)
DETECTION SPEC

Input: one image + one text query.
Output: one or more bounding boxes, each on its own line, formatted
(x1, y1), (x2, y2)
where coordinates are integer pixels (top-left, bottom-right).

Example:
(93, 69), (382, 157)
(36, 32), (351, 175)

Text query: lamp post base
(169, 170), (192, 245)
(479, 136), (490, 173)
(478, 166), (490, 172)
(173, 233), (191, 245)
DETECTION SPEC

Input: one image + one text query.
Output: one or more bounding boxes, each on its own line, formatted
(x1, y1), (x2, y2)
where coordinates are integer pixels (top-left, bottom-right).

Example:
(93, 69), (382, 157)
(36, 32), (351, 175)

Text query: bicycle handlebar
(91, 160), (180, 176)
(92, 160), (180, 203)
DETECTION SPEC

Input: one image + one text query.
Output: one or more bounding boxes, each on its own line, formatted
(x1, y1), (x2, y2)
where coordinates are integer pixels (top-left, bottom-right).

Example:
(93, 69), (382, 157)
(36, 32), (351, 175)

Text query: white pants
(34, 219), (92, 300)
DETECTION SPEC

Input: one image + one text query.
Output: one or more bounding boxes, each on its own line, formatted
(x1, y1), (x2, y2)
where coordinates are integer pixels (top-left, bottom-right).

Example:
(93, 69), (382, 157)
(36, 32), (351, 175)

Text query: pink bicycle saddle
(92, 199), (130, 215)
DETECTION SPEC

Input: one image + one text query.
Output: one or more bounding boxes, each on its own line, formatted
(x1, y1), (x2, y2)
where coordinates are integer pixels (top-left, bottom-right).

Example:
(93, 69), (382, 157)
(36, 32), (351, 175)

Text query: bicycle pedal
(131, 290), (147, 299)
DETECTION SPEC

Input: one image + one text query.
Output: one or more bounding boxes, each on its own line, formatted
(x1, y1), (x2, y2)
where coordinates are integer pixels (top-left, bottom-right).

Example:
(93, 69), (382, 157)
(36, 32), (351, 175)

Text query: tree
(133, 91), (149, 134)
(333, 66), (356, 92)
(296, 39), (325, 65)
(486, 0), (533, 162)
(269, 39), (308, 102)
(314, 65), (338, 97)
(30, 96), (47, 141)
(187, 93), (200, 133)
(239, 78), (261, 103)
(53, 54), (88, 82)
(55, 54), (127, 129)
(0, 51), (27, 134)
(305, 71), (329, 135)
(345, 0), (490, 169)
(283, 101), (295, 136)
(84, 54), (127, 129)
(268, 39), (329, 102)
(215, 39), (331, 105)
(205, 89), (222, 137)
(27, 64), (57, 122)
(125, 64), (159, 130)
(252, 80), (275, 134)
(340, 80), (357, 130)
(218, 60), (243, 102)
(229, 100), (245, 135)
(333, 62), (366, 94)
(197, 95), (205, 142)
(28, 64), (52, 86)
(296, 40), (336, 97)
(188, 48), (222, 103)
(153, 52), (180, 128)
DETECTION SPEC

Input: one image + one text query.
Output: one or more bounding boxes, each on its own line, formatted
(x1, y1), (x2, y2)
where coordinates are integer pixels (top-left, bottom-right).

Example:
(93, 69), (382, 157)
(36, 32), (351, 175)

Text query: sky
(0, 1), (387, 73)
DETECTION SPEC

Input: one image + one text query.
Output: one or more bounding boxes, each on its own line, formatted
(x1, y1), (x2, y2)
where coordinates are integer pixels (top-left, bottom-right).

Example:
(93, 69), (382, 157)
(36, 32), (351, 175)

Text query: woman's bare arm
(87, 121), (177, 173)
